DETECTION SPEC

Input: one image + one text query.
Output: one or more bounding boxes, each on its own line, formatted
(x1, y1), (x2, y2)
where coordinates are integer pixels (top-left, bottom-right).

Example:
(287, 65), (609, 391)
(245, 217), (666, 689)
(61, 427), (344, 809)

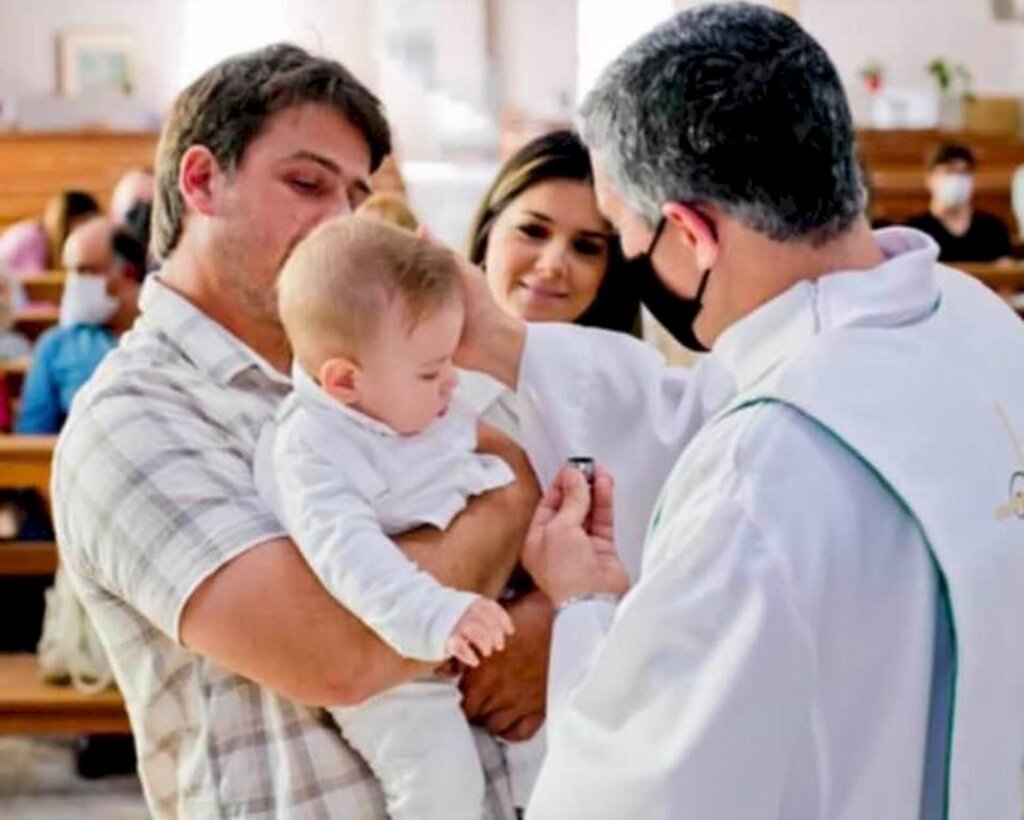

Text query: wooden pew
(954, 262), (1024, 292)
(0, 654), (129, 735)
(0, 433), (129, 734)
(859, 129), (1024, 231)
(0, 131), (404, 229)
(0, 356), (30, 403)
(22, 272), (66, 306)
(0, 434), (57, 503)
(0, 541), (57, 575)
(0, 131), (158, 229)
(14, 305), (59, 342)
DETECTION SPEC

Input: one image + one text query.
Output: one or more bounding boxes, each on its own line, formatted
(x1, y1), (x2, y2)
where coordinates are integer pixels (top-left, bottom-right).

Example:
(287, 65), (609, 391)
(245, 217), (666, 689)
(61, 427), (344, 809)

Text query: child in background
(255, 215), (516, 820)
(357, 190), (420, 232)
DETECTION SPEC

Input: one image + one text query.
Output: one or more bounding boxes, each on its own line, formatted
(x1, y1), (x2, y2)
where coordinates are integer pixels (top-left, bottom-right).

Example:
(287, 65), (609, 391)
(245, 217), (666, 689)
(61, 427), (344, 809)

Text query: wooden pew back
(859, 129), (1024, 231)
(0, 131), (159, 229)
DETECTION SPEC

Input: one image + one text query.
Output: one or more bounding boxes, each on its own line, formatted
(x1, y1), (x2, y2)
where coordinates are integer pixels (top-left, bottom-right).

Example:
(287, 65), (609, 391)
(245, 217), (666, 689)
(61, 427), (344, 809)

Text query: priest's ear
(661, 202), (719, 273)
(319, 357), (361, 405)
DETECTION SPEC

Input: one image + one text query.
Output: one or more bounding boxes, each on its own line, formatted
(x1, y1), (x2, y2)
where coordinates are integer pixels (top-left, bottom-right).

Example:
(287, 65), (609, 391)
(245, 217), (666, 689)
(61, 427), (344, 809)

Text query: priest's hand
(522, 465), (630, 607)
(444, 242), (525, 388)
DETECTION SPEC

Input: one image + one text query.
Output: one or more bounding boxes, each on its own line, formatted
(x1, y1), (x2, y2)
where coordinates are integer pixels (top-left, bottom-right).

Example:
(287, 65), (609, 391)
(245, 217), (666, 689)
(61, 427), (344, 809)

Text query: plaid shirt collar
(139, 275), (291, 389)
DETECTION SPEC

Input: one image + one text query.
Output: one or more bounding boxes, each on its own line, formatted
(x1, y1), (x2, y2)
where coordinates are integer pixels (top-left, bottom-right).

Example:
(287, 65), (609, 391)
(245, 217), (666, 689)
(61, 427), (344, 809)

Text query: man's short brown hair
(152, 43), (391, 260)
(278, 215), (461, 375)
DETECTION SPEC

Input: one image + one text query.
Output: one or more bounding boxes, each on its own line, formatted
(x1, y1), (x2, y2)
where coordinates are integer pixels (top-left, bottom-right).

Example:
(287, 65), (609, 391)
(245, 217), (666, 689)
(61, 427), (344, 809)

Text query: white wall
(576, 0), (674, 100)
(0, 0), (377, 120)
(577, 0), (1024, 125)
(799, 0), (1024, 122)
(497, 0), (578, 119)
(0, 0), (184, 117)
(435, 0), (489, 110)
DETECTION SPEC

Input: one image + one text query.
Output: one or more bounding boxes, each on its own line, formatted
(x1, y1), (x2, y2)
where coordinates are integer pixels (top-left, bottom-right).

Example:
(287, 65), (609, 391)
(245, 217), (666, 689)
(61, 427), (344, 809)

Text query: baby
(256, 215), (516, 820)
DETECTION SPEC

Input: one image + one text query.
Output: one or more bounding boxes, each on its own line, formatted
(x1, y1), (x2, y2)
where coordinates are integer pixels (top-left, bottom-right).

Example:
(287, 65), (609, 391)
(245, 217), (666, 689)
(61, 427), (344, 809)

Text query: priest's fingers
(549, 466), (591, 529)
(589, 466), (615, 541)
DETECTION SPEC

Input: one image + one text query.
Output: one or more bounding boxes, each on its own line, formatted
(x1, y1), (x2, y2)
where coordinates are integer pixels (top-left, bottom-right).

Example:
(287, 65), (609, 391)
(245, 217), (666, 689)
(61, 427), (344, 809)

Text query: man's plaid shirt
(52, 277), (514, 819)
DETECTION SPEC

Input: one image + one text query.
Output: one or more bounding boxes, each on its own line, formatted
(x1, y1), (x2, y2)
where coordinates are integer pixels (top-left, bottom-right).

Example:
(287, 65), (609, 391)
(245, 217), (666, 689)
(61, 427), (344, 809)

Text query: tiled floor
(0, 737), (148, 819)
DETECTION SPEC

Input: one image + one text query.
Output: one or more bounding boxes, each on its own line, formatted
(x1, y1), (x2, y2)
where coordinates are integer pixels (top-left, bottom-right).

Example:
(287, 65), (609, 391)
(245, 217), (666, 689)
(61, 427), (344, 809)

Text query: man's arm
(180, 424), (538, 707)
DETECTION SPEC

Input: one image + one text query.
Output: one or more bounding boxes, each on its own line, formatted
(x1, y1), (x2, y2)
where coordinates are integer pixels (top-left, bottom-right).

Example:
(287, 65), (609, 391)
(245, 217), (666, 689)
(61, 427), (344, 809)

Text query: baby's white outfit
(255, 364), (514, 820)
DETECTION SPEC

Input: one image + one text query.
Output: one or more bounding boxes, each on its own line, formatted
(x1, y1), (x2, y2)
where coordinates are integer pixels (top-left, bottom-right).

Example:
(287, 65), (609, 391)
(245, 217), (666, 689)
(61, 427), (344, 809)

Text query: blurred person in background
(17, 216), (145, 434)
(358, 190), (420, 231)
(906, 142), (1012, 262)
(110, 168), (155, 259)
(0, 190), (101, 276)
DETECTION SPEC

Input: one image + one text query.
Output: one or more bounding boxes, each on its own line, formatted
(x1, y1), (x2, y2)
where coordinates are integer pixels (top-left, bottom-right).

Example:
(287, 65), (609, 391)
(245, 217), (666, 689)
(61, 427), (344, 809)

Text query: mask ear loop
(692, 266), (712, 305)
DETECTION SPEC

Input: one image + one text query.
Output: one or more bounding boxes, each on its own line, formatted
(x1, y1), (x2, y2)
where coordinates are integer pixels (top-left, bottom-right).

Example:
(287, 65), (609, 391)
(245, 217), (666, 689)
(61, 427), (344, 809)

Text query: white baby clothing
(255, 363), (515, 820)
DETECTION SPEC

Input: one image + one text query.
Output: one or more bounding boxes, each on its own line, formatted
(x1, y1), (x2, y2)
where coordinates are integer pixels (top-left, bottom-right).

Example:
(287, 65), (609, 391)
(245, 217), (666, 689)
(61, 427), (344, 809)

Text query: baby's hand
(446, 599), (515, 668)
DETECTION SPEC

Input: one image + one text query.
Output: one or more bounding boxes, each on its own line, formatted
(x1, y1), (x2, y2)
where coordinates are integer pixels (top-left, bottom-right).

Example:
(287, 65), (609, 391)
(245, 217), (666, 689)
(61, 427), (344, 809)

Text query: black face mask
(630, 215), (712, 353)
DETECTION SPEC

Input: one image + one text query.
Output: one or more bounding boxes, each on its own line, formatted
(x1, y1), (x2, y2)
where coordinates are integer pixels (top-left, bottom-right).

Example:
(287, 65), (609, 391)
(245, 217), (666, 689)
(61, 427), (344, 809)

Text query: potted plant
(860, 61), (885, 95)
(927, 58), (973, 129)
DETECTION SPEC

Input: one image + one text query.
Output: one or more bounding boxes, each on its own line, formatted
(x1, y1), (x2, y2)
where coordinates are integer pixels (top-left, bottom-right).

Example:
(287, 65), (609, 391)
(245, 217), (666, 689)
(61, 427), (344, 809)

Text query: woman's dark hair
(42, 190), (101, 268)
(466, 129), (640, 334)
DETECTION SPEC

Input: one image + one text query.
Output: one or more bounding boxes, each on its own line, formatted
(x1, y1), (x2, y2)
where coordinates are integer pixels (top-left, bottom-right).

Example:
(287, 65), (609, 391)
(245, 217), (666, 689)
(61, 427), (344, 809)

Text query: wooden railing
(0, 131), (159, 229)
(0, 433), (128, 735)
(953, 262), (1024, 292)
(22, 272), (66, 305)
(14, 304), (59, 342)
(858, 129), (1024, 231)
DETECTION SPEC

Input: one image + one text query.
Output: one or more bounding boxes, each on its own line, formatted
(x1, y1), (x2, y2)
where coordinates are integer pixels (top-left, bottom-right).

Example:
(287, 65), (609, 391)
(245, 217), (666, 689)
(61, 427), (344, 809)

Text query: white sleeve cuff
(423, 589), (482, 661)
(548, 598), (617, 719)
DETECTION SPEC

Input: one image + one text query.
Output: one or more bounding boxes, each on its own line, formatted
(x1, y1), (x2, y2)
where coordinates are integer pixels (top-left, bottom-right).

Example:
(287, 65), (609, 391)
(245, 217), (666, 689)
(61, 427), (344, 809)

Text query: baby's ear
(319, 357), (360, 405)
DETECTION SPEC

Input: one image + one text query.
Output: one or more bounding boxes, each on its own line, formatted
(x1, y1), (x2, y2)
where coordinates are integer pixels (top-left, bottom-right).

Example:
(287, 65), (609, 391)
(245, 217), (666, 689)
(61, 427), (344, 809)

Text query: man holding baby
(52, 44), (538, 819)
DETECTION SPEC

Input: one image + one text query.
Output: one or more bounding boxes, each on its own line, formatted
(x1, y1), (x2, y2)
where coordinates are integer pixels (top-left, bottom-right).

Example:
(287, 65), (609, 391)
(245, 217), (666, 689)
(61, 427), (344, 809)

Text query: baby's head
(279, 215), (463, 435)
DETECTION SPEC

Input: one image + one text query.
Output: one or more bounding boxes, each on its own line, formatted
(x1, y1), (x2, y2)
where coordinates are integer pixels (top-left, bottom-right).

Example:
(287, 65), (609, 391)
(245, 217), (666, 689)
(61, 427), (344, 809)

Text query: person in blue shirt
(17, 216), (145, 434)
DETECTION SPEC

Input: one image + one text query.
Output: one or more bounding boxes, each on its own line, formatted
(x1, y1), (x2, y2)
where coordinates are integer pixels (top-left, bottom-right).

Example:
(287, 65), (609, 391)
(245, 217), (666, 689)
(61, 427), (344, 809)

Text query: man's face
(927, 159), (974, 209)
(590, 151), (703, 298)
(61, 216), (140, 325)
(208, 103), (374, 327)
(63, 218), (116, 280)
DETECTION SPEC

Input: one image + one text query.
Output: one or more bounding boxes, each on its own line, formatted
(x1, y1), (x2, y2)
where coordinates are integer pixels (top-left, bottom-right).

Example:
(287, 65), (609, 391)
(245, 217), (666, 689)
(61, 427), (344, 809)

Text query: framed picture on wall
(58, 29), (136, 96)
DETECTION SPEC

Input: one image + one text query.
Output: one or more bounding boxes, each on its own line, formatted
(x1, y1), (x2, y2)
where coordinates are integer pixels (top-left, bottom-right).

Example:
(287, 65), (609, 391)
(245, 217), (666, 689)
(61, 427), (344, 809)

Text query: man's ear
(319, 356), (361, 405)
(179, 145), (221, 218)
(661, 202), (719, 273)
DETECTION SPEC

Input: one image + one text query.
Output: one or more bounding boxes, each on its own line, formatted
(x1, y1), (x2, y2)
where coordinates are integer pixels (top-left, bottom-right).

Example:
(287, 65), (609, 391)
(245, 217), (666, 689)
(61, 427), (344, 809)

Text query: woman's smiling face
(482, 177), (613, 323)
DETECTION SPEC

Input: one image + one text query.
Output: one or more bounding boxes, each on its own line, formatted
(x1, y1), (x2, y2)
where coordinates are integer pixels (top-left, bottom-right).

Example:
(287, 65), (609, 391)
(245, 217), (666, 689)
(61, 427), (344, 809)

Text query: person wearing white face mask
(17, 216), (145, 433)
(906, 142), (1013, 263)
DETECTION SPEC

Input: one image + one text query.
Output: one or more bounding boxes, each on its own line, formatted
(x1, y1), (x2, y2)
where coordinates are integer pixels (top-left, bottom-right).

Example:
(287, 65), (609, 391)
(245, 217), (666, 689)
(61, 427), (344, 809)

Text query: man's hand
(447, 598), (515, 668)
(522, 465), (630, 607)
(459, 589), (554, 741)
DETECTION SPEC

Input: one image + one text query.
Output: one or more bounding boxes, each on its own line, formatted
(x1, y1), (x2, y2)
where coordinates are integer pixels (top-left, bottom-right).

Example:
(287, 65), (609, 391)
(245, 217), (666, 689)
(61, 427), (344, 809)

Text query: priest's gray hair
(579, 2), (864, 244)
